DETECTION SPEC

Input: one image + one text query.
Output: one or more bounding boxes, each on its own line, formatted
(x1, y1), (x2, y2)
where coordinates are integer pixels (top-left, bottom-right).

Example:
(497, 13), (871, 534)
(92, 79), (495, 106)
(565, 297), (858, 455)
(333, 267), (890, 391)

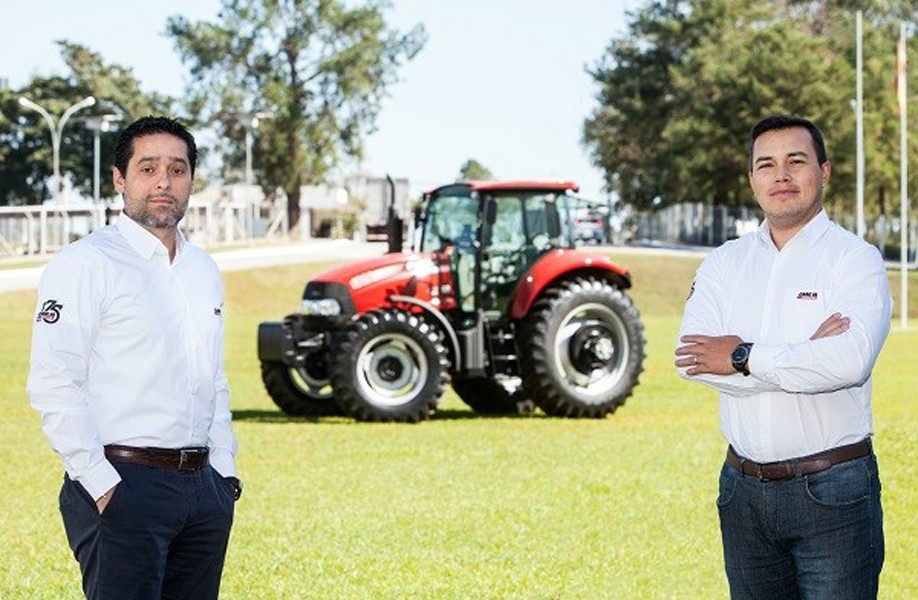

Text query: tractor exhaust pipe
(386, 174), (404, 253)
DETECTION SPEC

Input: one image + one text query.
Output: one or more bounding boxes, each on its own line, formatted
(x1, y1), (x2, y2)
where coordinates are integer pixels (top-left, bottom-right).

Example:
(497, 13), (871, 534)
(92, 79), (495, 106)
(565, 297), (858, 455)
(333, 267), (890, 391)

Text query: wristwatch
(225, 476), (243, 501)
(731, 342), (753, 376)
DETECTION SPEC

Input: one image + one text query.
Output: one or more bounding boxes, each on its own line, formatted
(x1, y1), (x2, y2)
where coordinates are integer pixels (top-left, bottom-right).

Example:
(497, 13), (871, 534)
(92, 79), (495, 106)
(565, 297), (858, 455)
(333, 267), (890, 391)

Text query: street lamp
(84, 114), (123, 202)
(18, 95), (96, 204)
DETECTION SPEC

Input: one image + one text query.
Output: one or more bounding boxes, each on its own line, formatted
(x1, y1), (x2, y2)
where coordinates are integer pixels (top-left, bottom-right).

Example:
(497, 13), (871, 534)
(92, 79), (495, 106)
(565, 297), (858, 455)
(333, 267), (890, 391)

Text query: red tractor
(257, 180), (645, 422)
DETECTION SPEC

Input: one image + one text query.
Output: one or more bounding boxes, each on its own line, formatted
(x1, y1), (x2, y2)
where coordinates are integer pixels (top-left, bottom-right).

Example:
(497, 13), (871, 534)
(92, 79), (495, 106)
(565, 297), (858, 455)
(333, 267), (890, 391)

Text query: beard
(123, 191), (188, 229)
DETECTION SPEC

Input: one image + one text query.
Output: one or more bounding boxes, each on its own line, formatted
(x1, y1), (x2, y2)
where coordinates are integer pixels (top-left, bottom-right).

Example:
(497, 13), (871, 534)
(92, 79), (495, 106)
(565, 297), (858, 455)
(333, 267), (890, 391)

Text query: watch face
(731, 343), (751, 375)
(732, 346), (749, 362)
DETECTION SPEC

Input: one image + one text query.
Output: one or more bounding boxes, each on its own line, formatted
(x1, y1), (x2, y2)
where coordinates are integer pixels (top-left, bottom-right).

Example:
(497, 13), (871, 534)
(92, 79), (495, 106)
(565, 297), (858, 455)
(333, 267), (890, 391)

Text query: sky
(0, 0), (640, 200)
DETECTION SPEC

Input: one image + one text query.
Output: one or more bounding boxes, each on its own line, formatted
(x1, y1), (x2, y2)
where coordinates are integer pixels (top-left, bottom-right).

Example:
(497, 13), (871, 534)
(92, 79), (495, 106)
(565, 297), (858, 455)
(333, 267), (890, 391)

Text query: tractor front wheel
(520, 276), (645, 418)
(330, 310), (450, 422)
(261, 358), (341, 416)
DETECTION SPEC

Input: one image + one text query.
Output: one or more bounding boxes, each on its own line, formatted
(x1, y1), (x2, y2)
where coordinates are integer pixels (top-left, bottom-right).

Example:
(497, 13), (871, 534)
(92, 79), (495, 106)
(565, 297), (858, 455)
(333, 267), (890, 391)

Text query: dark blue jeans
(717, 453), (883, 599)
(59, 462), (235, 600)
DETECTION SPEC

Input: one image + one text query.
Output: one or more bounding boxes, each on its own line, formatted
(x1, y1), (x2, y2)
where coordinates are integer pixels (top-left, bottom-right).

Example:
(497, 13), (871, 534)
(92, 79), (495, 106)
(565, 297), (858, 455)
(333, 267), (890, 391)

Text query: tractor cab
(415, 181), (581, 320)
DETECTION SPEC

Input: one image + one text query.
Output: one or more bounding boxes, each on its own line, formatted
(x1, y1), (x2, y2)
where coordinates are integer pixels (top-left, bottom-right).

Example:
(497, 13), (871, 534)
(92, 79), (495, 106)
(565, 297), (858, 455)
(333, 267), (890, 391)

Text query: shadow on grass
(231, 407), (550, 424)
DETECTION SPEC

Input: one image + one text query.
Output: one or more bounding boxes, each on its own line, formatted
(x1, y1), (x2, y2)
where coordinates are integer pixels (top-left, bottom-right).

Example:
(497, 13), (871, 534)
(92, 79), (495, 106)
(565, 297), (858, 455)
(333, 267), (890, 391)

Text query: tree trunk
(287, 185), (301, 231)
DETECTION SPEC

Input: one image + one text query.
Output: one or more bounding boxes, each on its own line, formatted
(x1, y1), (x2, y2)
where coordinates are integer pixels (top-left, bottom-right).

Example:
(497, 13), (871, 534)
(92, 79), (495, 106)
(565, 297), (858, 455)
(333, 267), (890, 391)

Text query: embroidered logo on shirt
(213, 307), (222, 316)
(796, 291), (819, 300)
(36, 299), (63, 323)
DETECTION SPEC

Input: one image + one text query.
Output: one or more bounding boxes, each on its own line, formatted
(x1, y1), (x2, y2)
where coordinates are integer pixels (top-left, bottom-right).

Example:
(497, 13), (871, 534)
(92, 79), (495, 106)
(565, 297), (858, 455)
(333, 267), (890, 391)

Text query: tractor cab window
(420, 192), (479, 252)
(554, 192), (577, 248)
(420, 191), (480, 313)
(479, 192), (560, 314)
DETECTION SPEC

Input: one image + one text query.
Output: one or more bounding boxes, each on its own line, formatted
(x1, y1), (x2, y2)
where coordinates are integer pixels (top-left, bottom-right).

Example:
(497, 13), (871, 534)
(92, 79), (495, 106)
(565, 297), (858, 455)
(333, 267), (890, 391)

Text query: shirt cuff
(748, 342), (781, 385)
(209, 450), (236, 479)
(76, 460), (122, 501)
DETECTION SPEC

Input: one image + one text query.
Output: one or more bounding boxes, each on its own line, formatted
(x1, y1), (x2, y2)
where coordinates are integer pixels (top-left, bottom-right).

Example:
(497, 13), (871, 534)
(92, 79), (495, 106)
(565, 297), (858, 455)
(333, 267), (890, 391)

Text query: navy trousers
(59, 461), (235, 600)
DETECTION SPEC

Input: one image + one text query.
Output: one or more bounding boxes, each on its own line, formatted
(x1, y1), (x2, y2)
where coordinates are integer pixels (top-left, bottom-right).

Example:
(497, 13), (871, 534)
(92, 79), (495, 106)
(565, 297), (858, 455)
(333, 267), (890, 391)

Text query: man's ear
(113, 166), (125, 194)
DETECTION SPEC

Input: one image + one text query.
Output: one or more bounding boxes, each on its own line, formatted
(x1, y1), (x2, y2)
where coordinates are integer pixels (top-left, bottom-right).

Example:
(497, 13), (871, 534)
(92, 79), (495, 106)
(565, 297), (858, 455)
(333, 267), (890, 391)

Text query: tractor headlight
(300, 298), (342, 316)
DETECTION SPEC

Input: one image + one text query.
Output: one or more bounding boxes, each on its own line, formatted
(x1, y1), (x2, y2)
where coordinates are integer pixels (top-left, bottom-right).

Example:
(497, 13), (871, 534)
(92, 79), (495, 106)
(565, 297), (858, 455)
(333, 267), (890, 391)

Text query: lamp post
(84, 114), (123, 202)
(18, 95), (96, 204)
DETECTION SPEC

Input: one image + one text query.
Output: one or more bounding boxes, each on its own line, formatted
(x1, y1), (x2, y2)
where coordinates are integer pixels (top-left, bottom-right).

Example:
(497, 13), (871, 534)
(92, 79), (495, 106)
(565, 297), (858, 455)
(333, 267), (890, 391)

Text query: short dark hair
(113, 116), (197, 177)
(748, 114), (828, 172)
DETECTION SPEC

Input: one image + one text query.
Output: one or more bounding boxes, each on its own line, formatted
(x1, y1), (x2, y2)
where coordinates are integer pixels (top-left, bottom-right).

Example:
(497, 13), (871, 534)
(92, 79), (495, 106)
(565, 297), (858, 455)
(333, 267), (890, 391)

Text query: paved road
(0, 240), (709, 295)
(0, 240), (390, 294)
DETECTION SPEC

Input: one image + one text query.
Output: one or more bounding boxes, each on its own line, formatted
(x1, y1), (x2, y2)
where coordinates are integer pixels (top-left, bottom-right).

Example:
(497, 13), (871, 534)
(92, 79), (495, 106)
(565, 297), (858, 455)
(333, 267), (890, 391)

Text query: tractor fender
(508, 249), (632, 320)
(388, 294), (461, 367)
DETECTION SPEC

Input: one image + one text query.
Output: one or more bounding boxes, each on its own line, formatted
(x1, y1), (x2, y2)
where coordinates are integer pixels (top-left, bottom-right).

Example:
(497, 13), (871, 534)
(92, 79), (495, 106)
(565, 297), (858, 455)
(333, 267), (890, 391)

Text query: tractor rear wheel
(520, 276), (645, 418)
(261, 358), (341, 416)
(330, 310), (450, 422)
(451, 376), (533, 415)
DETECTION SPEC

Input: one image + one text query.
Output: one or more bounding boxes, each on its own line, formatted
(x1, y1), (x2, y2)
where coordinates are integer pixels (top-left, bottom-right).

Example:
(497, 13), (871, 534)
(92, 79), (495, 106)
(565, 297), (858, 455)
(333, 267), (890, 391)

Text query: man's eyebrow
(136, 156), (189, 165)
(753, 150), (810, 165)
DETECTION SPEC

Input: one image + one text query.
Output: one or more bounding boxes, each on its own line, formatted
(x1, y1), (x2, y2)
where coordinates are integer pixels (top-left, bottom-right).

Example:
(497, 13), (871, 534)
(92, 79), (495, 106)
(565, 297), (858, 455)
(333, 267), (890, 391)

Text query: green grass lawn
(1, 250), (915, 598)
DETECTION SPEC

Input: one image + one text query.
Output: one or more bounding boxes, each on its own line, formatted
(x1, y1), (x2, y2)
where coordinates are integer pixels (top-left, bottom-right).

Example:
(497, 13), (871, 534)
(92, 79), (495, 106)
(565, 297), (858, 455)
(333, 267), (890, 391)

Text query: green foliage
(584, 0), (918, 218)
(458, 158), (495, 181)
(166, 0), (427, 228)
(0, 42), (173, 205)
(2, 251), (916, 597)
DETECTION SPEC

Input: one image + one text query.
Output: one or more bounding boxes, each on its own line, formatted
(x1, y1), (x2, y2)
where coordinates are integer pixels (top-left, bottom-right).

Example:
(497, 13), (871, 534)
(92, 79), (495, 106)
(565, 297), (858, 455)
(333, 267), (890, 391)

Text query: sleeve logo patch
(796, 291), (818, 300)
(36, 299), (63, 323)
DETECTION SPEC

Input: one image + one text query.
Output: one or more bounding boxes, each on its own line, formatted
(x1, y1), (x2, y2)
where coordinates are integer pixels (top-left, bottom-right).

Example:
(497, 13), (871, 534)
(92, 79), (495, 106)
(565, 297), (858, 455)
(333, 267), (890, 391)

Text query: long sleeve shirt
(27, 213), (237, 500)
(676, 210), (891, 462)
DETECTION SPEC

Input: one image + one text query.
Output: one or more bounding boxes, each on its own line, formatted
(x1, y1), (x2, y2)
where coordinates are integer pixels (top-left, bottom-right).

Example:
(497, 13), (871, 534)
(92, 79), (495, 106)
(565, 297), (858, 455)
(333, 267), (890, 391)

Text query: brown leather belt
(105, 445), (209, 471)
(726, 439), (872, 482)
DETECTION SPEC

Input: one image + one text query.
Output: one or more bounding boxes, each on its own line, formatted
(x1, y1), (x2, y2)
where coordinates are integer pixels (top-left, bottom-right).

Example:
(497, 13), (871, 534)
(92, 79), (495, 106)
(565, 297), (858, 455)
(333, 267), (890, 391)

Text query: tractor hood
(304, 251), (448, 315)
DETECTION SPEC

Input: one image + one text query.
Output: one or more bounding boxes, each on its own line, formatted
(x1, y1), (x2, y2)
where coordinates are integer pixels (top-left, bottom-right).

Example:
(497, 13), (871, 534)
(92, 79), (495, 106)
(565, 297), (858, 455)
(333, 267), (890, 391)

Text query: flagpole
(899, 22), (909, 330)
(856, 10), (865, 239)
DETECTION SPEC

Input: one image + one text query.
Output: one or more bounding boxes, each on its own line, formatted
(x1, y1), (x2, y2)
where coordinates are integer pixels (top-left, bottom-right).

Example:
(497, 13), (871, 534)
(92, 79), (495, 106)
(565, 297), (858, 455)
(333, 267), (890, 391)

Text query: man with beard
(28, 116), (241, 599)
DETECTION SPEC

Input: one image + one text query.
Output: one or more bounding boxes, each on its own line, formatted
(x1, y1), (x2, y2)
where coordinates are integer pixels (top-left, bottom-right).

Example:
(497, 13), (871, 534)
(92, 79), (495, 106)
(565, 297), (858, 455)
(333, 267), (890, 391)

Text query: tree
(0, 42), (172, 205)
(584, 0), (917, 218)
(458, 159), (494, 181)
(167, 0), (426, 230)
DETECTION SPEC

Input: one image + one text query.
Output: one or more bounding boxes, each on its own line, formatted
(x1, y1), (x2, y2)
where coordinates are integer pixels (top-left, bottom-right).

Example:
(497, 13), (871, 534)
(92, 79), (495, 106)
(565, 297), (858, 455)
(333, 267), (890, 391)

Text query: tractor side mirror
(484, 198), (497, 225)
(546, 201), (561, 238)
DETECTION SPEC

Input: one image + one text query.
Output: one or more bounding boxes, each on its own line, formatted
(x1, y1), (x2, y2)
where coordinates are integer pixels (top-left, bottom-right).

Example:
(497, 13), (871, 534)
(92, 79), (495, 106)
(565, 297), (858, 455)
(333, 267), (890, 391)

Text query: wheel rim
(355, 333), (429, 407)
(552, 302), (630, 401)
(289, 361), (334, 400)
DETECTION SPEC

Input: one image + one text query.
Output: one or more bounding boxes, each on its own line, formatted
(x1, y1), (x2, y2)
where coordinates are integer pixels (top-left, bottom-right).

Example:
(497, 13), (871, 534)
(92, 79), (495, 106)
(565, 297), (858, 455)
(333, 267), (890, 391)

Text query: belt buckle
(178, 448), (204, 471)
(754, 463), (767, 481)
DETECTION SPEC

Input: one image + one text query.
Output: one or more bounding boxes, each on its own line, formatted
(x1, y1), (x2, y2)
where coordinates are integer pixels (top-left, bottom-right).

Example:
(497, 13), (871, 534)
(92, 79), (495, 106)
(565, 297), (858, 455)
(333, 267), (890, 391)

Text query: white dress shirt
(28, 213), (237, 500)
(677, 210), (891, 462)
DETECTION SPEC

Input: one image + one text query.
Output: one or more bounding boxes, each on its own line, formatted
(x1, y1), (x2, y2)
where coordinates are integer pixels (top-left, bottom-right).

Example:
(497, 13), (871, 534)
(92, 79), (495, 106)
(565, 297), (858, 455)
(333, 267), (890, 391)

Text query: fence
(632, 202), (917, 264)
(0, 185), (289, 258)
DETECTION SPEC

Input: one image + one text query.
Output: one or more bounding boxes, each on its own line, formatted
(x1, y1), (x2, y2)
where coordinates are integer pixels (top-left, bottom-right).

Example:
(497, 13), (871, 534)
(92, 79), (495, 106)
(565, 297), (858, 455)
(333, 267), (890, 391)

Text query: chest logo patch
(36, 299), (63, 323)
(213, 307), (222, 316)
(796, 291), (818, 301)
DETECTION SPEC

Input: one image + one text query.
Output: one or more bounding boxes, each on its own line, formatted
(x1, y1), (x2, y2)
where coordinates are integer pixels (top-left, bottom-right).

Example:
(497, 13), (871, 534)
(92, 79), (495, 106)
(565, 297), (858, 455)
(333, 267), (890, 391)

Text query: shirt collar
(755, 208), (830, 251)
(115, 212), (186, 261)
